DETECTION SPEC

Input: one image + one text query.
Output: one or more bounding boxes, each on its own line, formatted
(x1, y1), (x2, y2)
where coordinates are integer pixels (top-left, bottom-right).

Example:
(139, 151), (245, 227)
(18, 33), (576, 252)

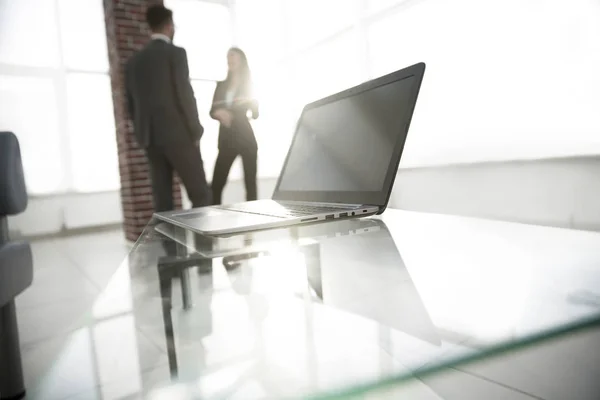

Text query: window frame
(0, 0), (114, 195)
(229, 0), (412, 178)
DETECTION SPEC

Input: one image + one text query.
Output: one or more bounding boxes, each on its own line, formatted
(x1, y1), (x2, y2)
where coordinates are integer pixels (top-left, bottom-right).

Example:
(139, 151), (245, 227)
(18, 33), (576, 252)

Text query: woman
(210, 47), (259, 205)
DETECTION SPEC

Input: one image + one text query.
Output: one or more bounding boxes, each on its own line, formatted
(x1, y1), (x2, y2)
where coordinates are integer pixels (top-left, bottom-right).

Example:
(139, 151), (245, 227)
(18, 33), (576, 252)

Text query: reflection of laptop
(155, 63), (426, 236)
(303, 220), (441, 345)
(153, 218), (382, 258)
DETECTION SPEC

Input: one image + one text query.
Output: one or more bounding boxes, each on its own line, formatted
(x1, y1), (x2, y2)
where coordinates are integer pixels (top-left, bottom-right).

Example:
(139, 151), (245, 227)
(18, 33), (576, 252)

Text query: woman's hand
(233, 98), (259, 120)
(214, 109), (233, 128)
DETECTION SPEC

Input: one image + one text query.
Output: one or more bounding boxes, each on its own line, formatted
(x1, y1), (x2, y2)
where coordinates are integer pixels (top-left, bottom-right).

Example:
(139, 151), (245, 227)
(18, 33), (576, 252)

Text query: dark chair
(0, 132), (33, 400)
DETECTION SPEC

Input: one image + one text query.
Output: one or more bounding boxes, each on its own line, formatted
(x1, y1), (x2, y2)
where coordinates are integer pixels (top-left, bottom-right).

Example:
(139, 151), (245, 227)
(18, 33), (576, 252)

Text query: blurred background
(2, 0), (600, 238)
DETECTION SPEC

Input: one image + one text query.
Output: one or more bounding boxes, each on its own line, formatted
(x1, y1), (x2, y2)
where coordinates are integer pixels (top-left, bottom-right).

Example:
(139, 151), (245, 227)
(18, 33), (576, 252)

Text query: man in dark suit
(125, 5), (211, 212)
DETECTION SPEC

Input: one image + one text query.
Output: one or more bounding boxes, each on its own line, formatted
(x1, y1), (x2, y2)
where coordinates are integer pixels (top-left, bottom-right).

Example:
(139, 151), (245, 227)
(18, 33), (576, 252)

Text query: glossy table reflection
(94, 209), (600, 399)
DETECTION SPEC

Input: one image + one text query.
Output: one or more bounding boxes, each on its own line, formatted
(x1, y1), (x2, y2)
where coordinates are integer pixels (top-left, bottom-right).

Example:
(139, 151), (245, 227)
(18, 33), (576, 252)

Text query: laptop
(153, 218), (382, 258)
(155, 62), (425, 236)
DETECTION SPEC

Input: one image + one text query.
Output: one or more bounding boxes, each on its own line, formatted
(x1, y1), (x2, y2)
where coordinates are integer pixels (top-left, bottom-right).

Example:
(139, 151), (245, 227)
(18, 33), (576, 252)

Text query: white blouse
(225, 90), (235, 107)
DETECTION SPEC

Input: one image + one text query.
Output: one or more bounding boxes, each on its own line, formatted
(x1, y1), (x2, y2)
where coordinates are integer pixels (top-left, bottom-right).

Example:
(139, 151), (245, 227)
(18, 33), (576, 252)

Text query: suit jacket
(210, 80), (259, 152)
(125, 39), (203, 148)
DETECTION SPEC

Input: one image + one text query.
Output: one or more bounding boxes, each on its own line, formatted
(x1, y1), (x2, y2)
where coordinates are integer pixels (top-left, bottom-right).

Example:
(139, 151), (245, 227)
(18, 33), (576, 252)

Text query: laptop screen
(275, 71), (420, 206)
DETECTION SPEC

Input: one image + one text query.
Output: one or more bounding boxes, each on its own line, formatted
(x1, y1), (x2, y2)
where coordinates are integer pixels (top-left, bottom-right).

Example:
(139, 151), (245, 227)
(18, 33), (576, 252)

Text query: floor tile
(22, 328), (101, 400)
(16, 262), (99, 310)
(18, 298), (96, 345)
(59, 230), (131, 291)
(29, 239), (70, 271)
(59, 363), (173, 400)
(21, 316), (167, 400)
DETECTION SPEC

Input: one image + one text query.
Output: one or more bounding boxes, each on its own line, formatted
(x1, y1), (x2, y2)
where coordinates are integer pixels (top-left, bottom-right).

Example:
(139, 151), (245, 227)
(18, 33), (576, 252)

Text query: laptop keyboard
(220, 202), (357, 219)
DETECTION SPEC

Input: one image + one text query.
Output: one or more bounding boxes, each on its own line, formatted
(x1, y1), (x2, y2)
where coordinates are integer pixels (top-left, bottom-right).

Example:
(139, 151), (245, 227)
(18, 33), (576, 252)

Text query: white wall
(11, 157), (600, 238)
(8, 179), (279, 238)
(389, 156), (600, 231)
(8, 191), (123, 237)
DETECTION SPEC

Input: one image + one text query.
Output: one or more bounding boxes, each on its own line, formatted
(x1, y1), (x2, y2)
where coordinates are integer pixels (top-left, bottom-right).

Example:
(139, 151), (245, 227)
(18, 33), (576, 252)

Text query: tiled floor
(13, 228), (600, 399)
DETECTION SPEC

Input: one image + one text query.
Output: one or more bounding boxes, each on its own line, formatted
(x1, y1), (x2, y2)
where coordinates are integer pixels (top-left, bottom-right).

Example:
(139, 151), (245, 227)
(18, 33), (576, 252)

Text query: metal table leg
(180, 268), (193, 310)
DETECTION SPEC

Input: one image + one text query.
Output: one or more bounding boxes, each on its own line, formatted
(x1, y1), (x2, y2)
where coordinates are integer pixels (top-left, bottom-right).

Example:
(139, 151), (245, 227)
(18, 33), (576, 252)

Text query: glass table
(91, 209), (600, 399)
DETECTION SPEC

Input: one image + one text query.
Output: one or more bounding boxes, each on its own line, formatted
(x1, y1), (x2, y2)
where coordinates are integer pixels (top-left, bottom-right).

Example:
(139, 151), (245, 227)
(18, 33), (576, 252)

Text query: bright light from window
(166, 0), (232, 81)
(367, 0), (405, 15)
(190, 80), (226, 180)
(0, 0), (116, 195)
(0, 0), (61, 67)
(66, 73), (119, 192)
(0, 76), (64, 194)
(57, 0), (110, 72)
(290, 32), (362, 112)
(368, 0), (600, 167)
(287, 0), (358, 51)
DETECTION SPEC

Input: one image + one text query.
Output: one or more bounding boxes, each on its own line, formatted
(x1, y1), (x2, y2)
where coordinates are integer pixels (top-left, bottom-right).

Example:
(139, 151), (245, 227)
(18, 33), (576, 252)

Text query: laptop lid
(272, 62), (425, 211)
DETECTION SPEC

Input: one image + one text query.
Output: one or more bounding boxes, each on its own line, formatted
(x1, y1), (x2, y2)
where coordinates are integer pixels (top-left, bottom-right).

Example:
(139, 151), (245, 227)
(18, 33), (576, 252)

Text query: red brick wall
(104, 0), (182, 241)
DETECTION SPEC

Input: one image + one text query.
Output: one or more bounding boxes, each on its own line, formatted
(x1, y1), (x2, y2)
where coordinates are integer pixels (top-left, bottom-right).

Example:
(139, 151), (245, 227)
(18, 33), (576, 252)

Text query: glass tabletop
(92, 209), (600, 399)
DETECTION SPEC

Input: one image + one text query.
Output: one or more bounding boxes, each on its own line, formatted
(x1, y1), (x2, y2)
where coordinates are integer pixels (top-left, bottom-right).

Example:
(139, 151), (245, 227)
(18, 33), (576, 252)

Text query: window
(0, 0), (61, 68)
(366, 0), (405, 15)
(5, 0), (595, 199)
(231, 0), (600, 176)
(66, 74), (118, 192)
(57, 0), (110, 72)
(286, 0), (358, 51)
(190, 80), (222, 180)
(290, 32), (362, 111)
(234, 0), (286, 64)
(0, 76), (64, 193)
(234, 1), (365, 178)
(234, 0), (290, 178)
(166, 0), (232, 81)
(367, 0), (600, 166)
(0, 0), (116, 195)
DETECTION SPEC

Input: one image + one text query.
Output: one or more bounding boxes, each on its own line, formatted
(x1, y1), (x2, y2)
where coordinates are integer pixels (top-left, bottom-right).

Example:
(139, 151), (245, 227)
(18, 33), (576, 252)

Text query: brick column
(104, 0), (182, 241)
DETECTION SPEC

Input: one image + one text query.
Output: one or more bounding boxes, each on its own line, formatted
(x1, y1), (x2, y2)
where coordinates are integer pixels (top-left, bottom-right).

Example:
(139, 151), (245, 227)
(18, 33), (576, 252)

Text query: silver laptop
(155, 62), (426, 236)
(153, 218), (382, 258)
